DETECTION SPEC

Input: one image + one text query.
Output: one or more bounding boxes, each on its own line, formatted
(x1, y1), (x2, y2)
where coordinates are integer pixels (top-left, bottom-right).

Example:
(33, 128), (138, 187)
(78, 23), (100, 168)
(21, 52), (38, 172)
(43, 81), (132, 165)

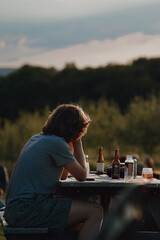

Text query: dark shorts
(4, 194), (72, 236)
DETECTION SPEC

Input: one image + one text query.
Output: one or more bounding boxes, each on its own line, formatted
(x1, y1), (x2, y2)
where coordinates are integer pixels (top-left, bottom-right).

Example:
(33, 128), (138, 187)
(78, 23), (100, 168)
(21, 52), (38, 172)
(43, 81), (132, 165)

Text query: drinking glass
(142, 168), (153, 182)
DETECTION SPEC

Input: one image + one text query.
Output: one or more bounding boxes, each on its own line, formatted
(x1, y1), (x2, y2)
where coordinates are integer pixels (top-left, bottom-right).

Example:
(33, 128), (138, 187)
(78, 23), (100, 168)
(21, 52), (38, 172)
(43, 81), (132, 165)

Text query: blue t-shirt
(6, 133), (75, 204)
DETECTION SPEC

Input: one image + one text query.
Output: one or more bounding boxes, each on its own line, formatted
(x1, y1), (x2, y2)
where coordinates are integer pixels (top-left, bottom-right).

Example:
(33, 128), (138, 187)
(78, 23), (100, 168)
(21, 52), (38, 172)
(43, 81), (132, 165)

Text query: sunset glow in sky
(0, 0), (160, 69)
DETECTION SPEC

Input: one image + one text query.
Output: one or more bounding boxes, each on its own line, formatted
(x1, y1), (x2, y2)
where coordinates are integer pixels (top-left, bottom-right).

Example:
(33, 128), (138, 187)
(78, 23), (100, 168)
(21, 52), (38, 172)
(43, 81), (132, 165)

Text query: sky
(0, 0), (160, 69)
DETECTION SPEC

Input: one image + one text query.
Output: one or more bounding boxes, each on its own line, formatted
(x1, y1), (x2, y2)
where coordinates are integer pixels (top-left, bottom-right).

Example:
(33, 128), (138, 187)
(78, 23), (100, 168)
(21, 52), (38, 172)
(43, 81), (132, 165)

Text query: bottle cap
(85, 155), (89, 162)
(125, 155), (133, 162)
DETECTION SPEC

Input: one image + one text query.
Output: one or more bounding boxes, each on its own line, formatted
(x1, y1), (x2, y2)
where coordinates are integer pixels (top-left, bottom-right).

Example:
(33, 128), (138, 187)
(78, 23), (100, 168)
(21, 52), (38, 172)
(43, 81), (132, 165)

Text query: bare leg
(67, 199), (103, 240)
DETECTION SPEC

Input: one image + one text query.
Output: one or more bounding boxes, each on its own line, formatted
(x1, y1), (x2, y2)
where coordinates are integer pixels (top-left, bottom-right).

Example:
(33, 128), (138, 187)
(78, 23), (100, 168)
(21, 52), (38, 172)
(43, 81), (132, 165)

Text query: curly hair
(42, 104), (91, 142)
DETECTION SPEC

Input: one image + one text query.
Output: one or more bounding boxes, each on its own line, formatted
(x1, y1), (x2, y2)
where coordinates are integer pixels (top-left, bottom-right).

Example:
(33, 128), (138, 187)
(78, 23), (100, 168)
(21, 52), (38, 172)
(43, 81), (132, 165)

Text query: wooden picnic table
(57, 172), (160, 212)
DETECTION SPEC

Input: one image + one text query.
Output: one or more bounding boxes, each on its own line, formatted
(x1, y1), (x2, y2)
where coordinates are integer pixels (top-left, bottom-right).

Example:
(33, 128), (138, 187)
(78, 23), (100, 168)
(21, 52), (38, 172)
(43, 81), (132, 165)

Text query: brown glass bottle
(112, 149), (120, 179)
(96, 147), (104, 174)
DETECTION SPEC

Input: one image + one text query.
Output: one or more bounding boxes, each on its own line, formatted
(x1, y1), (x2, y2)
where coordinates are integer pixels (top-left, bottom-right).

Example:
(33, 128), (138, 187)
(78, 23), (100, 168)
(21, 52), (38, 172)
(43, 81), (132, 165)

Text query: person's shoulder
(52, 135), (67, 147)
(41, 133), (63, 141)
(41, 133), (66, 145)
(43, 134), (69, 154)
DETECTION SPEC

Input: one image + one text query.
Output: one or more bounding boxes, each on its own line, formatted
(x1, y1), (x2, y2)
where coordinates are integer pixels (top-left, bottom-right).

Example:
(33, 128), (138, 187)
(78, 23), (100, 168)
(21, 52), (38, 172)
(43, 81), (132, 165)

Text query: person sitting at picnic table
(4, 104), (103, 240)
(144, 157), (160, 179)
(0, 165), (9, 208)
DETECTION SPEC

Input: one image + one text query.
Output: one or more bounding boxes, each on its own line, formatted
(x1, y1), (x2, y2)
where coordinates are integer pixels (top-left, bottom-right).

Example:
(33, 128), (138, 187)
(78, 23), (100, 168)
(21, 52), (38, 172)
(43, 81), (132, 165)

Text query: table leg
(100, 193), (111, 214)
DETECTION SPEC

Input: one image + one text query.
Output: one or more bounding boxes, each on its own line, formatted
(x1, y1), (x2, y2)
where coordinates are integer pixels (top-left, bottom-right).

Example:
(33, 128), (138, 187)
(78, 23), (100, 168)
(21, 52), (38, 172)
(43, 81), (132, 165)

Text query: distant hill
(0, 68), (16, 76)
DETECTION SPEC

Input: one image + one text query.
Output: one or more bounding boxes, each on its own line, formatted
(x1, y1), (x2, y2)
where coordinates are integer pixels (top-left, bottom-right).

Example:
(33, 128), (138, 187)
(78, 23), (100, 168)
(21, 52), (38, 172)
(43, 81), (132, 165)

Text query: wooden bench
(2, 214), (160, 240)
(0, 214), (50, 240)
(135, 231), (160, 240)
(0, 213), (78, 240)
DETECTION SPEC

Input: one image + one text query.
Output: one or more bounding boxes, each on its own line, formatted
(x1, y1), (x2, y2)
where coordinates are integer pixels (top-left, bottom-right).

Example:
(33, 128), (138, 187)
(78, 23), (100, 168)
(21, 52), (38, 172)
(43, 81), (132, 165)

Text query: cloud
(1, 1), (159, 51)
(0, 0), (158, 21)
(0, 41), (6, 48)
(0, 32), (160, 68)
(0, 36), (44, 62)
(154, 22), (160, 31)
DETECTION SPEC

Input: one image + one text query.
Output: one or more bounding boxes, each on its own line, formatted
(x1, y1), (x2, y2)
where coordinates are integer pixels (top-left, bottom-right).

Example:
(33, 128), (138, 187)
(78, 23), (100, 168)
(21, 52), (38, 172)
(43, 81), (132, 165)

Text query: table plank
(58, 174), (160, 189)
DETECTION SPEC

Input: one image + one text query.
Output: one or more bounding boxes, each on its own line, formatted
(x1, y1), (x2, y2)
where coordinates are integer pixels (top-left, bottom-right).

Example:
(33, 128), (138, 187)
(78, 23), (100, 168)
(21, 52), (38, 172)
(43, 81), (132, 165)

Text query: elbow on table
(61, 175), (68, 180)
(76, 170), (87, 181)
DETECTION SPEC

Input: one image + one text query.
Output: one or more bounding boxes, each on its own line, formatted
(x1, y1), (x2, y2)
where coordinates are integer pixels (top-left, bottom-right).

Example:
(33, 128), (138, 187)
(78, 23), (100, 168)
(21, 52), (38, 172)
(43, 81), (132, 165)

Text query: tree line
(0, 57), (160, 121)
(1, 96), (160, 175)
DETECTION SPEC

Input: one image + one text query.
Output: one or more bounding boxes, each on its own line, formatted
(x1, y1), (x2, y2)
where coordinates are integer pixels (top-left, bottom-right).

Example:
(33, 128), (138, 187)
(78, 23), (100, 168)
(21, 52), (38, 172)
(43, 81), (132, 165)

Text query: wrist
(73, 139), (82, 147)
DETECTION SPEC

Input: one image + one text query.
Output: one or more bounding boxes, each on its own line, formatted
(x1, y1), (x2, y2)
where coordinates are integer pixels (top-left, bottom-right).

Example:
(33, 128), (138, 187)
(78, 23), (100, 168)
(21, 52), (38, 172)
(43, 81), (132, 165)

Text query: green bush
(1, 96), (160, 175)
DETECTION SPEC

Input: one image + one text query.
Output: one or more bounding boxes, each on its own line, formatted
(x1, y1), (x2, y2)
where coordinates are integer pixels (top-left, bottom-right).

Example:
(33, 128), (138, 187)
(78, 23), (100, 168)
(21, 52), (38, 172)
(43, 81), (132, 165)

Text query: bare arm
(64, 139), (87, 181)
(73, 139), (86, 169)
(61, 168), (69, 180)
(61, 142), (74, 180)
